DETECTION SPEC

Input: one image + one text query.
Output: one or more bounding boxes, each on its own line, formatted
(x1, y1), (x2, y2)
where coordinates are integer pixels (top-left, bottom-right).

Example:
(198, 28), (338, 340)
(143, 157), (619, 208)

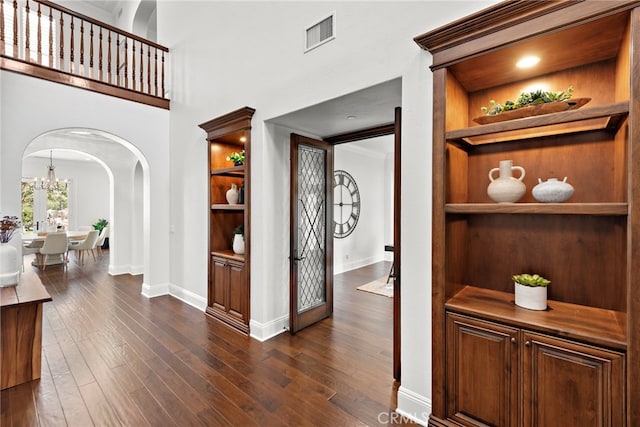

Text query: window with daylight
(21, 179), (69, 232)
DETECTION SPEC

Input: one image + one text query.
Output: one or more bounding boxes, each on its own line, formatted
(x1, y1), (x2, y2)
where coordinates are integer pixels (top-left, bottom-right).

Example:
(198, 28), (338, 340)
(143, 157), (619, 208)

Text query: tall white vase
(487, 160), (526, 203)
(232, 234), (245, 254)
(0, 243), (20, 287)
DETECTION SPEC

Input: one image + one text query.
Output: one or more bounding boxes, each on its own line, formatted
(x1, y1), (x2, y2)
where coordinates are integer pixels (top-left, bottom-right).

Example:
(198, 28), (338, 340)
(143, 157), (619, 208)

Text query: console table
(0, 272), (52, 389)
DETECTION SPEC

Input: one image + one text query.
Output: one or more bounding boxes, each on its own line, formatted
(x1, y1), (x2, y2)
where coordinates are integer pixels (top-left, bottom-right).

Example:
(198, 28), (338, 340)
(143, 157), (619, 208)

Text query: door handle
(293, 256), (305, 261)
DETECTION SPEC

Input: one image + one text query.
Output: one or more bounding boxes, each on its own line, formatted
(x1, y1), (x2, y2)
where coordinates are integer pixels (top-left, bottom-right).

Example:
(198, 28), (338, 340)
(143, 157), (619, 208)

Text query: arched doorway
(21, 128), (148, 280)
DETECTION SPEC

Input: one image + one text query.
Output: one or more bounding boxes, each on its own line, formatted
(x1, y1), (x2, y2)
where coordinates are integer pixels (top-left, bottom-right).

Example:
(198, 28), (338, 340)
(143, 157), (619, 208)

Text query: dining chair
(39, 232), (69, 270)
(22, 239), (44, 271)
(68, 230), (100, 265)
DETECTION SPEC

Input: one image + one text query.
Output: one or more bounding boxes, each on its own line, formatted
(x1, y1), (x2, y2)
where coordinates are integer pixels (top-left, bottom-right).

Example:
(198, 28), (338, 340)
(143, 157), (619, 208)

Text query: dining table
(22, 231), (90, 267)
(22, 230), (89, 243)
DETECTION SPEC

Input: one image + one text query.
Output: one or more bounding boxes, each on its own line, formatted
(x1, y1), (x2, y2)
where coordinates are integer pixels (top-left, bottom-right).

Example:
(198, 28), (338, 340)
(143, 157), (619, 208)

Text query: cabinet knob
(525, 341), (531, 347)
(511, 337), (517, 345)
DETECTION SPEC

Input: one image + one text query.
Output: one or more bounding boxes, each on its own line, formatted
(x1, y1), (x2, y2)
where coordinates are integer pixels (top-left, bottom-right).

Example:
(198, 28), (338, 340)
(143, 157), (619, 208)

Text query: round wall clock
(333, 169), (361, 238)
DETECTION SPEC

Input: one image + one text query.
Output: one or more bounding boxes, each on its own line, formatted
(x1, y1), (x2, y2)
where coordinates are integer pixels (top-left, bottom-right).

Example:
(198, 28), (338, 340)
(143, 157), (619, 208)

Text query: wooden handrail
(0, 0), (170, 109)
(36, 0), (168, 51)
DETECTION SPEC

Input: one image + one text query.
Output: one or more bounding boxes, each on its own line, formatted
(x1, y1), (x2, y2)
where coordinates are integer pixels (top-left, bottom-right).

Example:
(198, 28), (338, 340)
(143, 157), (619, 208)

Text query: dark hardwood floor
(1, 254), (419, 426)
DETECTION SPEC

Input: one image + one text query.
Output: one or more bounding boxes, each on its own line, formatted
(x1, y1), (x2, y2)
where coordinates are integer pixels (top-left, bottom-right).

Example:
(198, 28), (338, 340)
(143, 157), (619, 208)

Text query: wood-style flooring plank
(4, 254), (419, 426)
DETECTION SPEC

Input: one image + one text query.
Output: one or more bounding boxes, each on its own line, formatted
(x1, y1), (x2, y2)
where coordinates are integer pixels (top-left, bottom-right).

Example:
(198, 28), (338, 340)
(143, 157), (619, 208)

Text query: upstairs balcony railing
(0, 0), (170, 109)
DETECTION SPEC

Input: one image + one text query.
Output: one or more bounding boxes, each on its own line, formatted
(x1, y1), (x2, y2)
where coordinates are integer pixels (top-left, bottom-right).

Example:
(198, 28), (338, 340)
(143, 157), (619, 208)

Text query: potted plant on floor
(512, 273), (550, 310)
(92, 218), (109, 249)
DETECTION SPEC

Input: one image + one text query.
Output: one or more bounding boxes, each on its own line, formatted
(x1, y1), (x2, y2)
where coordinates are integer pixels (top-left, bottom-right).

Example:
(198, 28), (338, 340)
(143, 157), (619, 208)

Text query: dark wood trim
(392, 106), (401, 381)
(627, 7), (640, 424)
(324, 123), (395, 144)
(430, 67), (447, 419)
(1, 56), (169, 109)
(199, 107), (256, 140)
(36, 0), (169, 51)
(413, 1), (580, 54)
(415, 0), (640, 70)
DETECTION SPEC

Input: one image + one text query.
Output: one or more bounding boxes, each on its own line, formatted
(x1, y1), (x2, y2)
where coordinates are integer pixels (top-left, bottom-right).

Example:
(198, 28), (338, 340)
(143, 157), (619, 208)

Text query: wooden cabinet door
(227, 259), (246, 323)
(446, 313), (519, 426)
(522, 332), (625, 427)
(210, 256), (229, 312)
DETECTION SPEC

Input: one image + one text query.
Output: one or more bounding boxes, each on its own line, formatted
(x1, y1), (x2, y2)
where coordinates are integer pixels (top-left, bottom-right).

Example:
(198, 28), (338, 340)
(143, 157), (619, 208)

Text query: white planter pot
(0, 243), (20, 287)
(514, 282), (547, 310)
(232, 234), (245, 254)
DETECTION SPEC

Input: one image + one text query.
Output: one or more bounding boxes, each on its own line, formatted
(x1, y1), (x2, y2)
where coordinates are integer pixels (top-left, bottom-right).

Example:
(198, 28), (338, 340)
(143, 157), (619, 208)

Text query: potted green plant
(512, 273), (550, 310)
(92, 218), (109, 248)
(226, 150), (245, 166)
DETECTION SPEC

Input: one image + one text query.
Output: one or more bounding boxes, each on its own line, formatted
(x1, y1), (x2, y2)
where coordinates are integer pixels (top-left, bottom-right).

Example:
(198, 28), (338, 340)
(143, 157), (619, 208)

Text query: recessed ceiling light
(516, 55), (540, 69)
(346, 115), (357, 120)
(239, 136), (247, 143)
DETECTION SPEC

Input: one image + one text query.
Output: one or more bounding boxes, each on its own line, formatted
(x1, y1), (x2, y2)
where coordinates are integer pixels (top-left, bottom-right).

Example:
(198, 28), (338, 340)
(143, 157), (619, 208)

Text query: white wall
(0, 70), (171, 293)
(22, 157), (109, 231)
(334, 143), (389, 274)
(158, 1), (499, 423)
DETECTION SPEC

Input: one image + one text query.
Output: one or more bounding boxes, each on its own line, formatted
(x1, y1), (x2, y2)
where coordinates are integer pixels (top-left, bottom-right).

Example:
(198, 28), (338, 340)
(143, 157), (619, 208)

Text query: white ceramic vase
(514, 282), (547, 310)
(232, 234), (245, 254)
(532, 177), (574, 203)
(0, 243), (20, 287)
(226, 183), (239, 205)
(487, 160), (526, 203)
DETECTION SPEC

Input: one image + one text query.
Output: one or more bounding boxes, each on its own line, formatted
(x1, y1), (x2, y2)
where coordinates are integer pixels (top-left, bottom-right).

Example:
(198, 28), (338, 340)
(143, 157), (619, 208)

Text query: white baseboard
(141, 281), (170, 298)
(334, 255), (382, 275)
(130, 264), (144, 275)
(108, 264), (131, 275)
(169, 284), (207, 311)
(396, 385), (431, 426)
(108, 264), (143, 276)
(249, 314), (289, 342)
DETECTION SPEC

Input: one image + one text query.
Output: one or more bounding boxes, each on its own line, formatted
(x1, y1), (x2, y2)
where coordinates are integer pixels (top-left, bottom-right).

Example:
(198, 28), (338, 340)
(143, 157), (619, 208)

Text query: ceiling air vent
(305, 13), (335, 52)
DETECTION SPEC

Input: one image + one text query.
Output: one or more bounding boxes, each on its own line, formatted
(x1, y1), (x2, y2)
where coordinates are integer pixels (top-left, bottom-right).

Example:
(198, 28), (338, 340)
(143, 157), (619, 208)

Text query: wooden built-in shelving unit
(199, 107), (255, 335)
(416, 1), (640, 425)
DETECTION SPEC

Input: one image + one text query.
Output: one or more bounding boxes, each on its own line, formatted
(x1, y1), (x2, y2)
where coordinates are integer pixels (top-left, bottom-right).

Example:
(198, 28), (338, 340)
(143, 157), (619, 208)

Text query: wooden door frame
(325, 106), (402, 380)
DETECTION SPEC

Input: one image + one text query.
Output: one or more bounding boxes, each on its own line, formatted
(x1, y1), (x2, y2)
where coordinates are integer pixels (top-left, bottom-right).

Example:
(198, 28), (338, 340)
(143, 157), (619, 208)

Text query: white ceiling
(84, 0), (121, 15)
(268, 78), (401, 139)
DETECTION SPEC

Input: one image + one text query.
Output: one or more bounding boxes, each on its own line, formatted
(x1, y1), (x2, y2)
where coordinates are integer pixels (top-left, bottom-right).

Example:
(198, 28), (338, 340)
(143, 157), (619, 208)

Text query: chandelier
(36, 150), (66, 192)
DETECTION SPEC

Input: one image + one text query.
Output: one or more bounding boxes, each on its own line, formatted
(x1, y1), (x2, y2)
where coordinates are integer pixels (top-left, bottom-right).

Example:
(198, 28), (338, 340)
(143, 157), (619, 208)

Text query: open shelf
(211, 204), (244, 211)
(447, 102), (629, 147)
(445, 203), (628, 215)
(445, 286), (626, 351)
(211, 249), (244, 262)
(211, 165), (245, 177)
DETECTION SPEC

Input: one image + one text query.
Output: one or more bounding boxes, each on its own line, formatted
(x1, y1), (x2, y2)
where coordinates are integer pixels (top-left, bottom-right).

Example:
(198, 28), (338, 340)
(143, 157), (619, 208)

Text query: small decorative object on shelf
(487, 160), (526, 203)
(226, 183), (239, 205)
(474, 86), (591, 125)
(0, 215), (21, 287)
(226, 150), (245, 166)
(232, 224), (245, 254)
(238, 181), (245, 204)
(532, 177), (574, 203)
(512, 273), (550, 311)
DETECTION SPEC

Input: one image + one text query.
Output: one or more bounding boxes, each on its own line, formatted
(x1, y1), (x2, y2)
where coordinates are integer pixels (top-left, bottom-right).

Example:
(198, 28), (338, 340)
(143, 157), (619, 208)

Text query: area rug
(357, 276), (393, 298)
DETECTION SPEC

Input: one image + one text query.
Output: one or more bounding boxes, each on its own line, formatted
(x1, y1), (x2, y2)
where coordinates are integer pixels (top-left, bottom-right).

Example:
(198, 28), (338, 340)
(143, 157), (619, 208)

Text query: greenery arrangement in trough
(512, 273), (551, 287)
(481, 86), (574, 116)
